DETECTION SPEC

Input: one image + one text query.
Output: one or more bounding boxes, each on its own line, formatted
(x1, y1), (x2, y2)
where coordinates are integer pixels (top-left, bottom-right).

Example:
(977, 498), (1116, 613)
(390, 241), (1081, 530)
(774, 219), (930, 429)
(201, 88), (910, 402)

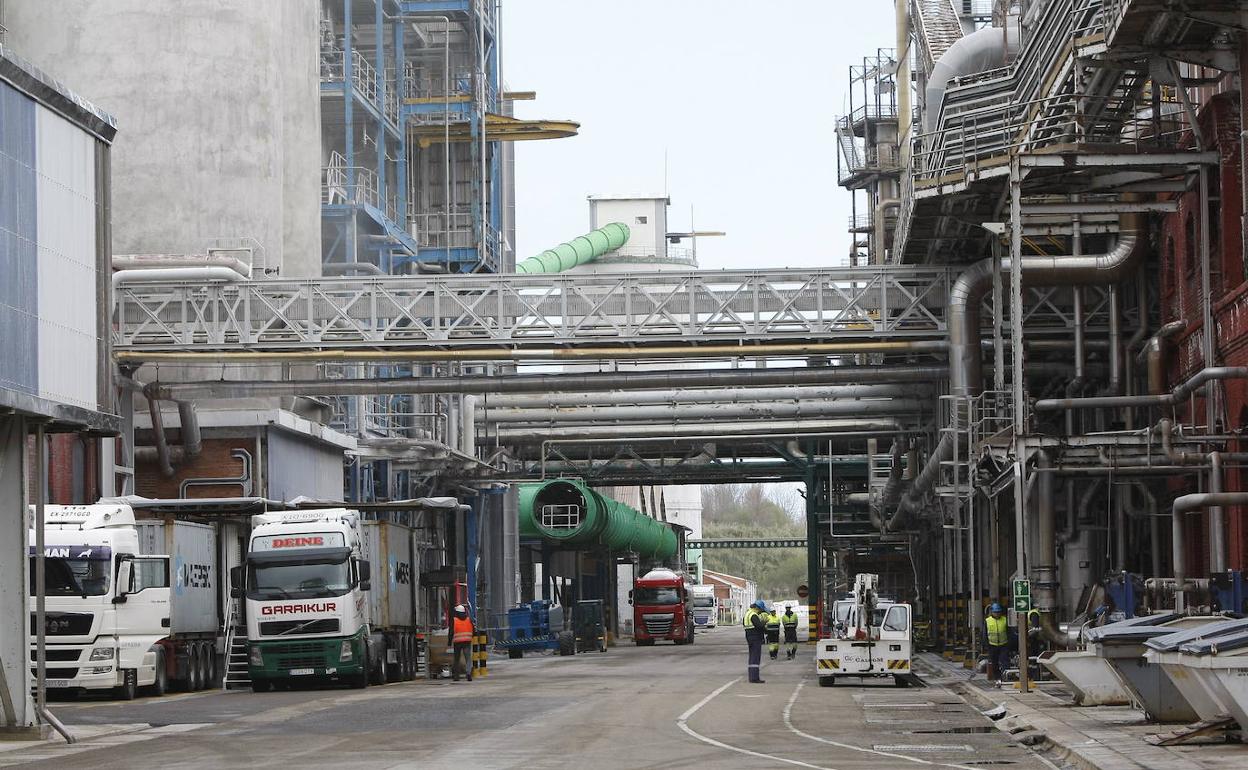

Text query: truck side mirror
(113, 559), (132, 604)
(229, 566), (244, 599)
(357, 559), (371, 591)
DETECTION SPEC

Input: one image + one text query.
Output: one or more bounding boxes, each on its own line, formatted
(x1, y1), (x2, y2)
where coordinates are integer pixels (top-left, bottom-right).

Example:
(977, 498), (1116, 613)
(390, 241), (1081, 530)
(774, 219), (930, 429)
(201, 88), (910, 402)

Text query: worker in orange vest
(448, 604), (475, 682)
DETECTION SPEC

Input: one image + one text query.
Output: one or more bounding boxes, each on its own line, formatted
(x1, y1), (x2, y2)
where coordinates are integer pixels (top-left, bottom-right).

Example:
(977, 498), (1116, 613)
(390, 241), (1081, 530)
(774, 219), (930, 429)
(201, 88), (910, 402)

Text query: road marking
(676, 678), (842, 770)
(782, 679), (979, 770)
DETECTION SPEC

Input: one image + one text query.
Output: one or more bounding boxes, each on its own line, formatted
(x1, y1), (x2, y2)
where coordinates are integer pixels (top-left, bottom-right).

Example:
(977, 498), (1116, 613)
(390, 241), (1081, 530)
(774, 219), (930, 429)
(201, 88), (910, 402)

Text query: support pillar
(805, 466), (821, 642)
(0, 417), (36, 735)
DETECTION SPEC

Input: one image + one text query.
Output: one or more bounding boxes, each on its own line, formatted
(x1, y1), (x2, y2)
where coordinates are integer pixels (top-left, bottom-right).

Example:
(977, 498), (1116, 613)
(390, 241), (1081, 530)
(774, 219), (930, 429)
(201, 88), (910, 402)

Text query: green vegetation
(700, 484), (806, 600)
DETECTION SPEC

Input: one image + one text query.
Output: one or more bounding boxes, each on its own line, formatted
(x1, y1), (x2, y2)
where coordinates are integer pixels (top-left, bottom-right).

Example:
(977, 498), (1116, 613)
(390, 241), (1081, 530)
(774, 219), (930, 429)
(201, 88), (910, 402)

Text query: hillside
(700, 484), (807, 600)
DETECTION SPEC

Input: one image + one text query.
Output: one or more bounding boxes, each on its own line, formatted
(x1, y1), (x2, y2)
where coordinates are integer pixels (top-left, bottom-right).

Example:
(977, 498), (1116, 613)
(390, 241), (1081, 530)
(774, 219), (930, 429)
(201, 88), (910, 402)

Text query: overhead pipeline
(514, 222), (630, 274)
(518, 479), (677, 559)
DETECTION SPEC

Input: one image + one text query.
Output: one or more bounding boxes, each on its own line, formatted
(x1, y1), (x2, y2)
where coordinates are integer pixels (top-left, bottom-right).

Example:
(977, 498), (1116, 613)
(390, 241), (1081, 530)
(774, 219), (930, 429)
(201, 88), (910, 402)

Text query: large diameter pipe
(1210, 452), (1226, 573)
(112, 267), (245, 287)
(1141, 320), (1186, 395)
(482, 398), (925, 425)
(479, 383), (921, 409)
(514, 222), (630, 274)
(151, 364), (948, 401)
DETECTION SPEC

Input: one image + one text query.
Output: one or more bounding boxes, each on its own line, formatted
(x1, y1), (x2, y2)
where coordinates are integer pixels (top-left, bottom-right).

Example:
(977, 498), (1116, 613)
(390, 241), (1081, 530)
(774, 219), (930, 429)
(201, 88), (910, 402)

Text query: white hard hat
(454, 604), (466, 612)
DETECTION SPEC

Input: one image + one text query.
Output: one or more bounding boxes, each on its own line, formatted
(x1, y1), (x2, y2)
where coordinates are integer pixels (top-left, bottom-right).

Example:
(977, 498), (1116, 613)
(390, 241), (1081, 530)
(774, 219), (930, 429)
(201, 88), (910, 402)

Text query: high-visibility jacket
(985, 615), (1009, 647)
(765, 613), (780, 631)
(452, 615), (474, 644)
(743, 608), (765, 640)
(780, 611), (798, 629)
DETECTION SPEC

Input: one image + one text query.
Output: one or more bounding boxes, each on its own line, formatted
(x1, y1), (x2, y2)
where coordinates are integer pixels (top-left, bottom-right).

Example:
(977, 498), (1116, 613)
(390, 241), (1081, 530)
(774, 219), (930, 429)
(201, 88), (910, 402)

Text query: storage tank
(3, 0), (322, 276)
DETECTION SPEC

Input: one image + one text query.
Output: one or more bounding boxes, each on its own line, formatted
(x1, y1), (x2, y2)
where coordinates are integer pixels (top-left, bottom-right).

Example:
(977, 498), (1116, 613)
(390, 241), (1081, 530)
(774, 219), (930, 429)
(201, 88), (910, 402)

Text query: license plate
(45, 680), (70, 688)
(287, 668), (315, 676)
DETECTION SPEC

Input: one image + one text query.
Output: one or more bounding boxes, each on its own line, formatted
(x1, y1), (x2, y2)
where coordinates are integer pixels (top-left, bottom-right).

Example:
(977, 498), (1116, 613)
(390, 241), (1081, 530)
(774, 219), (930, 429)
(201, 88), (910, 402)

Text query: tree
(700, 483), (806, 599)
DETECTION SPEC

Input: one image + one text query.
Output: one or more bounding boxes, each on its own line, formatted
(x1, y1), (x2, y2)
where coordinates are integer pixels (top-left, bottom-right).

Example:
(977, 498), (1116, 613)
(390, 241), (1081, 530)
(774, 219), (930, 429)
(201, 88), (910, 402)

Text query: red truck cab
(630, 569), (695, 646)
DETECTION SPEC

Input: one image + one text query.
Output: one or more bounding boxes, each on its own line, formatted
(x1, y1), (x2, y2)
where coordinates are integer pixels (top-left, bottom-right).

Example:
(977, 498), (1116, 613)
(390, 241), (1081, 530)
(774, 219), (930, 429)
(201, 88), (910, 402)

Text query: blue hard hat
(990, 603), (1004, 613)
(754, 600), (767, 610)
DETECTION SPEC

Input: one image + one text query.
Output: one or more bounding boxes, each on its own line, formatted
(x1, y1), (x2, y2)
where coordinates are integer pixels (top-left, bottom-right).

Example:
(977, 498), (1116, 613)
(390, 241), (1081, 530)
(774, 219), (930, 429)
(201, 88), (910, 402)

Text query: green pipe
(514, 222), (630, 274)
(517, 479), (676, 559)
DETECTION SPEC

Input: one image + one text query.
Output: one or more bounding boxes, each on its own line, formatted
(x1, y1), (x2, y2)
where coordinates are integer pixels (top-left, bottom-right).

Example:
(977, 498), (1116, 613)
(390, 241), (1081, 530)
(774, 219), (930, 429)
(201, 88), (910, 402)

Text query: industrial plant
(2, 1), (1248, 767)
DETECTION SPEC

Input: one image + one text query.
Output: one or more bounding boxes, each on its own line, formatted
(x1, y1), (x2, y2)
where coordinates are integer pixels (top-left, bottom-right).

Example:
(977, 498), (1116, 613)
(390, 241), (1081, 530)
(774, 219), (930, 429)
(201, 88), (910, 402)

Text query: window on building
(635, 216), (647, 225)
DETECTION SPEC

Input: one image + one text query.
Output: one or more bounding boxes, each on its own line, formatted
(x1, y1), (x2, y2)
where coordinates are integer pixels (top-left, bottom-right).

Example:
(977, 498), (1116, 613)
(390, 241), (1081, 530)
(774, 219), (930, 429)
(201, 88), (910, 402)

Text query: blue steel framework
(320, 0), (502, 275)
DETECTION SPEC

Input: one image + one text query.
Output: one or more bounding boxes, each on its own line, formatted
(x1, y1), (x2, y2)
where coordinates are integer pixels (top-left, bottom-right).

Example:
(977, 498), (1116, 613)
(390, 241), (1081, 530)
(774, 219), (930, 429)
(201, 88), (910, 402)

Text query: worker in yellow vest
(983, 603), (1010, 683)
(743, 600), (768, 683)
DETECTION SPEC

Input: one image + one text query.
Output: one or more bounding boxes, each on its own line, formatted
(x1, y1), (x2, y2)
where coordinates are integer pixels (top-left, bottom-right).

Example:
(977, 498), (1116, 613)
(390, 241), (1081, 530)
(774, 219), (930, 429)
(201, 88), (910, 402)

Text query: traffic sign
(797, 584), (809, 599)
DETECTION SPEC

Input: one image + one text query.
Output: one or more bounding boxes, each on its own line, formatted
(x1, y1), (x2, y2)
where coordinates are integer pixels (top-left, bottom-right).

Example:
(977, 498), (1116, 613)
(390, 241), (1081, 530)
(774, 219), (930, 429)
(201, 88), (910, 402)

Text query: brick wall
(136, 437), (258, 499)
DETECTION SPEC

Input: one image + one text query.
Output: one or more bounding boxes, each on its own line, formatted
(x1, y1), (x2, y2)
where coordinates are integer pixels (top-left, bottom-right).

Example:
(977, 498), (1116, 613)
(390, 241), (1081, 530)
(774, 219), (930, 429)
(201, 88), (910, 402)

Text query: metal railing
(322, 151), (399, 224)
(540, 504), (582, 530)
(409, 212), (501, 271)
(321, 47), (400, 126)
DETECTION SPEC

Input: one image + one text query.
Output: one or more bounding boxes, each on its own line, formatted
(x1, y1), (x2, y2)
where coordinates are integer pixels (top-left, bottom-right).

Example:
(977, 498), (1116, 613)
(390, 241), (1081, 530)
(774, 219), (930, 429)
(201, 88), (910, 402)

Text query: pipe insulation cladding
(514, 223), (630, 274)
(517, 479), (677, 559)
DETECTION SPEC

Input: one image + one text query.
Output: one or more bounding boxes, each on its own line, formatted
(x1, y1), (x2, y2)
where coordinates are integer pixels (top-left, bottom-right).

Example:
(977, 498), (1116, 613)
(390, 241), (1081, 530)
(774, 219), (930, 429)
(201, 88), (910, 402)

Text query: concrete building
(0, 44), (116, 735)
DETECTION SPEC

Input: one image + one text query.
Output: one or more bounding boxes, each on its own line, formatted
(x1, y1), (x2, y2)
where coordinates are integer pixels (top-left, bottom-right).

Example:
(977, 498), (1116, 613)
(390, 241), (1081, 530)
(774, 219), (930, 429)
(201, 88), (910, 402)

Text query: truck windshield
(692, 597), (715, 608)
(28, 556), (111, 597)
(248, 558), (350, 600)
(634, 587), (680, 605)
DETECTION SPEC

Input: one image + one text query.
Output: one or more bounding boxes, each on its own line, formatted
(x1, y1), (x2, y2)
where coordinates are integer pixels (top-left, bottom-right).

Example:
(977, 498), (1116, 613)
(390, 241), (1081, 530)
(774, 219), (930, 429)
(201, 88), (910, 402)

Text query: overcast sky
(503, 1), (897, 270)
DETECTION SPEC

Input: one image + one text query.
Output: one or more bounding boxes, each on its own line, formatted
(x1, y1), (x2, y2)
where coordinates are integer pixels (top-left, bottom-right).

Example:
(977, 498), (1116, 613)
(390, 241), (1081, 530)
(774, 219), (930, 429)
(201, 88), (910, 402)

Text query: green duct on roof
(514, 222), (630, 274)
(517, 478), (677, 559)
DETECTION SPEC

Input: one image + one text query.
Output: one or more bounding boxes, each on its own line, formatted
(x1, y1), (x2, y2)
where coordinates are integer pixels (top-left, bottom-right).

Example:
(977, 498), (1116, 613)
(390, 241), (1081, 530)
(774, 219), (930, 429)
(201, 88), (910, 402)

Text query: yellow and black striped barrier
(817, 658), (840, 670)
(471, 632), (489, 678)
(807, 603), (819, 643)
(885, 658), (910, 670)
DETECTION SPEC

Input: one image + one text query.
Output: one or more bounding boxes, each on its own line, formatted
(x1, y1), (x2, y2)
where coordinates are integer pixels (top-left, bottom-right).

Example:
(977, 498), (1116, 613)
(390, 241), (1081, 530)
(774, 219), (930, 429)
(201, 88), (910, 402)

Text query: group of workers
(742, 600), (800, 683)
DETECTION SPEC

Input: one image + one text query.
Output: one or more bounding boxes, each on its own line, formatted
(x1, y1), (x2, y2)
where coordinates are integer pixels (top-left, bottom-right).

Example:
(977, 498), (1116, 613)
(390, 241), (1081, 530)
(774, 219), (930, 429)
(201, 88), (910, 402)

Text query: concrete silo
(3, 0), (322, 276)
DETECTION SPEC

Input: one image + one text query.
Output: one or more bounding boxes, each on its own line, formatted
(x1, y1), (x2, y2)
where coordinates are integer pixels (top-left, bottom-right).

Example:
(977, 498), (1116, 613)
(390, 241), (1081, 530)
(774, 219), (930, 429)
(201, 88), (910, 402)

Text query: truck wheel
(818, 676), (835, 688)
(353, 649), (371, 689)
(145, 650), (168, 697)
(557, 631), (575, 657)
(385, 643), (402, 684)
(250, 678), (272, 693)
(893, 675), (910, 688)
(508, 648), (523, 660)
(186, 645), (202, 691)
(114, 669), (138, 701)
(199, 642), (214, 689)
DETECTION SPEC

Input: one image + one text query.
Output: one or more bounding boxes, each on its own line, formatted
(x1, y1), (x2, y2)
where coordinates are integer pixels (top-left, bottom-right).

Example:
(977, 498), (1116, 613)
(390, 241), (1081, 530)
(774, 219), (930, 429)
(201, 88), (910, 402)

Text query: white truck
(28, 503), (220, 699)
(689, 585), (718, 628)
(234, 510), (421, 692)
(816, 573), (915, 687)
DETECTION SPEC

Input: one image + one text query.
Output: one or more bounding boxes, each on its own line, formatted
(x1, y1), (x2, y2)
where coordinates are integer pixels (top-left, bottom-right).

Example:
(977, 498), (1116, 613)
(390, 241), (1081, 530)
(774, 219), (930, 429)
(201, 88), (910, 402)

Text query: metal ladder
(222, 597), (251, 690)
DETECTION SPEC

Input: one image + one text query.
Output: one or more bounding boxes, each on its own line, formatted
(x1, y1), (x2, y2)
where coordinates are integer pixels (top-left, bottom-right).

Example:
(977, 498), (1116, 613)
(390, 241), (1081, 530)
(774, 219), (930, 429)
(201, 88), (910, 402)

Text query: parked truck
(816, 573), (915, 687)
(28, 503), (221, 699)
(690, 584), (718, 628)
(630, 568), (695, 645)
(234, 509), (421, 692)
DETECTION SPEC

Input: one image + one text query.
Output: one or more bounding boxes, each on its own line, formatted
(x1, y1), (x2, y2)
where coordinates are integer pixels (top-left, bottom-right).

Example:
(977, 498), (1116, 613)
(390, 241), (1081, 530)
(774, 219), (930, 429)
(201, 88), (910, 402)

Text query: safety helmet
(989, 603), (1003, 613)
(754, 600), (767, 610)
(454, 604), (466, 613)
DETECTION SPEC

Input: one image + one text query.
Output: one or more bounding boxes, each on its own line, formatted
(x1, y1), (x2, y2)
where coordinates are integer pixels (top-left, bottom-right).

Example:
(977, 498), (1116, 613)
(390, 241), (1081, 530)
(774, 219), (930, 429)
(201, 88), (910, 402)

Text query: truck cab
(630, 569), (695, 645)
(689, 585), (718, 628)
(817, 574), (914, 687)
(28, 504), (171, 698)
(237, 509), (373, 691)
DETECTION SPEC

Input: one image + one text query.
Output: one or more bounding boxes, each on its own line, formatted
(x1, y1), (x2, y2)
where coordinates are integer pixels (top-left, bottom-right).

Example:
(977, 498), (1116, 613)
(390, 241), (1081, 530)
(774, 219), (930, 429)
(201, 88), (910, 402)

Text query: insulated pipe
(1108, 286), (1123, 395)
(112, 254), (250, 276)
(461, 395), (477, 457)
(923, 21), (1019, 134)
(1168, 492), (1248, 609)
(479, 383), (922, 410)
(1210, 452), (1226, 573)
(1035, 366), (1248, 411)
(1133, 483), (1163, 579)
(874, 199), (900, 264)
(150, 364), (949, 400)
(323, 262), (384, 276)
(481, 398), (925, 424)
(871, 441), (905, 532)
(121, 339), (949, 364)
(1140, 320), (1187, 395)
(889, 215), (1145, 529)
(490, 418), (908, 444)
(1035, 452), (1071, 648)
(147, 396), (175, 478)
(176, 401), (202, 459)
(514, 222), (630, 274)
(112, 267), (245, 287)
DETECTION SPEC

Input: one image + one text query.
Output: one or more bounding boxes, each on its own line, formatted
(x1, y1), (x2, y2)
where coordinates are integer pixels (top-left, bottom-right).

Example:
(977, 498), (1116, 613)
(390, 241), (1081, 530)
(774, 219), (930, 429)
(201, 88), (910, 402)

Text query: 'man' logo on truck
(272, 537), (324, 548)
(261, 603), (337, 615)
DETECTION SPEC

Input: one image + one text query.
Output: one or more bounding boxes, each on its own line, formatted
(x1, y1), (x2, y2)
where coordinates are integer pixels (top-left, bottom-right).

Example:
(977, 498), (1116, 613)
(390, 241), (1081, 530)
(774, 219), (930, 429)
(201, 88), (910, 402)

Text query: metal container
(135, 519), (219, 635)
(1144, 618), (1248, 721)
(1175, 631), (1248, 729)
(361, 520), (416, 631)
(1039, 649), (1132, 706)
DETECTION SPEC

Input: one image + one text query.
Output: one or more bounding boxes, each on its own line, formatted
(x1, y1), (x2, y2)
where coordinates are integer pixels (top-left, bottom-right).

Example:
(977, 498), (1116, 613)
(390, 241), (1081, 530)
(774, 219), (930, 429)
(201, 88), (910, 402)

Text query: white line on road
(782, 679), (980, 770)
(676, 678), (843, 770)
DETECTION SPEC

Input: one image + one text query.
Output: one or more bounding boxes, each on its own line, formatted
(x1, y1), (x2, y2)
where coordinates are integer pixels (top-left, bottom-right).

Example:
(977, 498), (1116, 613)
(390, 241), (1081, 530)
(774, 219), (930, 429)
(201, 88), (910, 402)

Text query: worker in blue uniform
(743, 600), (768, 683)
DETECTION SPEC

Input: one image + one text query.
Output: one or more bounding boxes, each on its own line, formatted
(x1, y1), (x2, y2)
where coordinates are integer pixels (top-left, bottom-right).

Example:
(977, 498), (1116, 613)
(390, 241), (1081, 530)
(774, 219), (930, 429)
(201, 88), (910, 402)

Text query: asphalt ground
(1, 627), (1062, 769)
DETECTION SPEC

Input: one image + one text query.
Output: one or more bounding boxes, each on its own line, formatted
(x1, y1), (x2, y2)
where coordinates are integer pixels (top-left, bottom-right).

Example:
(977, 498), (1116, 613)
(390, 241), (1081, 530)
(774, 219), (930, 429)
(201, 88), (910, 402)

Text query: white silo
(3, 0), (322, 276)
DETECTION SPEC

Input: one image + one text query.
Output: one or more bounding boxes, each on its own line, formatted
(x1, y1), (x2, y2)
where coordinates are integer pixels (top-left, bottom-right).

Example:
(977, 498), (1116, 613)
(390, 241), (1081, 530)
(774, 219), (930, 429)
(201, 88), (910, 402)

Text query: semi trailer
(236, 509), (421, 691)
(28, 503), (222, 699)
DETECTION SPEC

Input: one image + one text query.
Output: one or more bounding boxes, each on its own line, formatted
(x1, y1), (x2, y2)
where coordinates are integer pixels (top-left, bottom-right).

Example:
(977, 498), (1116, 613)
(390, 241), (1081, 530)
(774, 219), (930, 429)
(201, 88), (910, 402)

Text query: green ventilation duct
(514, 222), (630, 274)
(517, 479), (677, 559)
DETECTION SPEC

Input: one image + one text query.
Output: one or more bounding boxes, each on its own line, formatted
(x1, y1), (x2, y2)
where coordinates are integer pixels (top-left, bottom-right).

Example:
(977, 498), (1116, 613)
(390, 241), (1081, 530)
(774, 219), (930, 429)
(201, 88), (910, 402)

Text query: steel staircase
(222, 597), (251, 690)
(914, 0), (966, 74)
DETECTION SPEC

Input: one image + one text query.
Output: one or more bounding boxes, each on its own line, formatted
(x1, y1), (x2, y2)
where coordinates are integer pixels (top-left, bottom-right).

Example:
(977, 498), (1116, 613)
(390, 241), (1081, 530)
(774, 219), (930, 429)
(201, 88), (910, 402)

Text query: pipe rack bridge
(111, 266), (954, 361)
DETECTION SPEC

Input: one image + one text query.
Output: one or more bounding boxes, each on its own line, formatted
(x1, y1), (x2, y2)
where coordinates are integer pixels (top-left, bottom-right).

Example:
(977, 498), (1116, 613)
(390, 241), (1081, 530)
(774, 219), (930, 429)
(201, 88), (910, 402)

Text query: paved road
(3, 628), (1057, 769)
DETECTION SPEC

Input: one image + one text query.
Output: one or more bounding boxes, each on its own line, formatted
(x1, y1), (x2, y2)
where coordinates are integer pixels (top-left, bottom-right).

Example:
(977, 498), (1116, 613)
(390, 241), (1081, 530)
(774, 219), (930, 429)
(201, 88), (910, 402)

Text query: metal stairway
(224, 632), (251, 690)
(914, 0), (966, 74)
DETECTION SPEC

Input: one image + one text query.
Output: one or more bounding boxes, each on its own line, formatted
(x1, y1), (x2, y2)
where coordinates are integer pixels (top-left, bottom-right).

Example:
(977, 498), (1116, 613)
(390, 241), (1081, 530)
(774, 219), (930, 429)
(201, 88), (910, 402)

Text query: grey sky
(503, 1), (897, 270)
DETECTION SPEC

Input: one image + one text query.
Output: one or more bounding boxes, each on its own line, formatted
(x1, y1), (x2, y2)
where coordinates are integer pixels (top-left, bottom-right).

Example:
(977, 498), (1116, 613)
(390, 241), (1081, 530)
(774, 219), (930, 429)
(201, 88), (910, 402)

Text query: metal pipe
(112, 267), (244, 287)
(1140, 320), (1186, 395)
(873, 199), (900, 264)
(323, 262), (384, 276)
(150, 364), (949, 400)
(1108, 286), (1123, 395)
(1169, 492), (1248, 609)
(1035, 366), (1248, 411)
(1210, 452), (1226, 573)
(119, 339), (949, 365)
(147, 395), (175, 478)
(480, 383), (921, 410)
(176, 400), (202, 459)
(1133, 483), (1163, 579)
(494, 417), (909, 444)
(481, 398), (925, 425)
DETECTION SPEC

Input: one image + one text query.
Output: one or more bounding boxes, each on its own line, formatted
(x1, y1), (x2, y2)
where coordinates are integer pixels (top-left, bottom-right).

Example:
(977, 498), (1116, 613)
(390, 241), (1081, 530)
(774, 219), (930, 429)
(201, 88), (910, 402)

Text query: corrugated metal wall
(0, 81), (39, 398)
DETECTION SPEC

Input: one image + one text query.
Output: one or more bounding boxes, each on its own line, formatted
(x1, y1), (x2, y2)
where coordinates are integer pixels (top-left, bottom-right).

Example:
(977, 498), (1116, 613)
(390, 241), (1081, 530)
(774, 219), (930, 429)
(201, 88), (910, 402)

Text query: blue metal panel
(0, 81), (38, 398)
